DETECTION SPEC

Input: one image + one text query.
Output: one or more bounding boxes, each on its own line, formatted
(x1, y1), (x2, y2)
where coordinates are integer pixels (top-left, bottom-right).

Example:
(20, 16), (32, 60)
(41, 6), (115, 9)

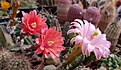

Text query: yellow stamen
(48, 41), (54, 46)
(92, 32), (98, 37)
(32, 22), (36, 26)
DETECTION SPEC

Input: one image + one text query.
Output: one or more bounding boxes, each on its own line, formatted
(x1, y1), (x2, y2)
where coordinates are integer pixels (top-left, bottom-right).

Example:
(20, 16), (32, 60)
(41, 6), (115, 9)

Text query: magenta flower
(17, 10), (47, 37)
(67, 19), (111, 60)
(35, 26), (65, 60)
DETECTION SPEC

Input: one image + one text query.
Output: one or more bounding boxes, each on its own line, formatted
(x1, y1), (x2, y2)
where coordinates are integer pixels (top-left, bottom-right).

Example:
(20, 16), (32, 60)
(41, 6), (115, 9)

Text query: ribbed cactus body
(37, 0), (57, 6)
(67, 4), (83, 22)
(9, 58), (29, 70)
(90, 1), (98, 7)
(50, 17), (62, 32)
(0, 50), (10, 70)
(0, 49), (30, 70)
(83, 6), (100, 26)
(104, 19), (121, 52)
(57, 0), (70, 24)
(98, 5), (116, 33)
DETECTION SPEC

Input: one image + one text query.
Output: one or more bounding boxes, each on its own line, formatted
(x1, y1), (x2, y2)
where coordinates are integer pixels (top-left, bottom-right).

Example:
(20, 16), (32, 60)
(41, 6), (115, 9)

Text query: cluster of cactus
(97, 1), (116, 33)
(57, 0), (70, 24)
(0, 54), (9, 70)
(50, 17), (62, 32)
(67, 4), (83, 22)
(20, 0), (37, 9)
(100, 54), (121, 70)
(39, 11), (62, 32)
(83, 6), (101, 26)
(37, 0), (56, 6)
(104, 17), (121, 52)
(68, 55), (85, 70)
(0, 49), (30, 70)
(9, 58), (29, 70)
(39, 11), (53, 27)
(0, 49), (12, 70)
(62, 22), (71, 47)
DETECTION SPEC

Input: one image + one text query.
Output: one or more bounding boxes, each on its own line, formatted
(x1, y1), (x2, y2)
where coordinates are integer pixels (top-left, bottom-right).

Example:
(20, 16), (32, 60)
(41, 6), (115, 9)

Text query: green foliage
(100, 54), (121, 70)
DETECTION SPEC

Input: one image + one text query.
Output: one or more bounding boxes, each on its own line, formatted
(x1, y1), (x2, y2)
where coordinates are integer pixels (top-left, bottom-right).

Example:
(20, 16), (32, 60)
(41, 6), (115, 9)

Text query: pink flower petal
(16, 24), (24, 28)
(67, 28), (80, 35)
(44, 49), (49, 58)
(34, 31), (40, 37)
(41, 18), (47, 22)
(40, 46), (44, 50)
(75, 35), (83, 44)
(94, 49), (102, 60)
(103, 48), (110, 58)
(22, 11), (26, 16)
(82, 20), (95, 38)
(95, 45), (104, 54)
(91, 34), (107, 45)
(21, 29), (27, 34)
(74, 19), (84, 27)
(50, 52), (57, 60)
(82, 38), (89, 55)
(36, 38), (40, 44)
(70, 37), (76, 44)
(87, 43), (95, 53)
(71, 22), (82, 28)
(35, 48), (43, 54)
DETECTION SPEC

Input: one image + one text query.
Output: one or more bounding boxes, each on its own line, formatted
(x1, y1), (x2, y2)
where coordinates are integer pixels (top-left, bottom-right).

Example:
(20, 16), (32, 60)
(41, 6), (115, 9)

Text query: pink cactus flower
(17, 10), (47, 37)
(67, 19), (111, 60)
(35, 26), (65, 60)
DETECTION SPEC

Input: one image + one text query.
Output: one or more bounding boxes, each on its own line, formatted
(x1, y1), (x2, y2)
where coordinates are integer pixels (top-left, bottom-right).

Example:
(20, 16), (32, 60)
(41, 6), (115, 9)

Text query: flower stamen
(32, 22), (36, 28)
(48, 41), (54, 46)
(92, 32), (98, 37)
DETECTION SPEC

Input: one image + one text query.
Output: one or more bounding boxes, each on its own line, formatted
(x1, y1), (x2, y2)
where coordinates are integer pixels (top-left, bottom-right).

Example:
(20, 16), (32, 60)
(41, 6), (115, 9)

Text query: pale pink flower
(67, 19), (111, 60)
(17, 10), (47, 37)
(35, 26), (65, 60)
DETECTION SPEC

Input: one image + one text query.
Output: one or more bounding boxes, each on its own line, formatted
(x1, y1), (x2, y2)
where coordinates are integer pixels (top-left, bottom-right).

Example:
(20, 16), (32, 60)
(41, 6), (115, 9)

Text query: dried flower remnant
(9, 0), (21, 26)
(0, 1), (10, 11)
